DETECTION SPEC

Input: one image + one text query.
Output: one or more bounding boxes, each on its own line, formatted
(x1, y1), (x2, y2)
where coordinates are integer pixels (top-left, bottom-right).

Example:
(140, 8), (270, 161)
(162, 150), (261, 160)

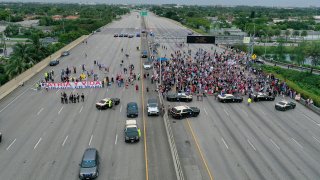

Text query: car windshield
(128, 104), (137, 110)
(81, 160), (96, 168)
(149, 103), (158, 107)
(99, 100), (106, 104)
(126, 127), (138, 136)
(278, 102), (286, 105)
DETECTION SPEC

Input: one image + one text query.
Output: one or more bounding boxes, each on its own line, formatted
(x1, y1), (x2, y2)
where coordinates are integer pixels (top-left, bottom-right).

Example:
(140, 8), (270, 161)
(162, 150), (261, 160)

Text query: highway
(0, 12), (175, 180)
(146, 12), (320, 180)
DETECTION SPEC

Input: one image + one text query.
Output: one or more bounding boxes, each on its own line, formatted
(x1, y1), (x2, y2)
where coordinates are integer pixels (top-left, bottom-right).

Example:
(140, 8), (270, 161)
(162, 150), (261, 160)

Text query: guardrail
(0, 35), (89, 101)
(262, 58), (320, 74)
(158, 90), (185, 180)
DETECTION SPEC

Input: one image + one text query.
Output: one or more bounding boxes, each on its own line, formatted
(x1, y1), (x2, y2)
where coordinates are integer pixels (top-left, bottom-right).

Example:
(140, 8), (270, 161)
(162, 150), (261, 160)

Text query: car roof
(148, 98), (157, 103)
(127, 102), (137, 106)
(83, 148), (97, 161)
(173, 105), (189, 111)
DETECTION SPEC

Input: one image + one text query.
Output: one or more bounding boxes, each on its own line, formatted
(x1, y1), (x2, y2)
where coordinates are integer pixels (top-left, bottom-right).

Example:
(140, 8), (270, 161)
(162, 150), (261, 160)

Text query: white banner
(41, 81), (103, 89)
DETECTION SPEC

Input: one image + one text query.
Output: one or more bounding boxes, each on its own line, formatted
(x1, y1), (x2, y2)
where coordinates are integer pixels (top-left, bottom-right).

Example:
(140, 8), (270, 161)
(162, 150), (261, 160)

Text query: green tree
(275, 38), (286, 61)
(293, 42), (306, 65)
(306, 41), (320, 67)
(293, 30), (300, 42)
(285, 30), (291, 42)
(4, 57), (28, 79)
(301, 30), (308, 41)
(11, 43), (35, 66)
(4, 24), (20, 37)
(274, 29), (281, 37)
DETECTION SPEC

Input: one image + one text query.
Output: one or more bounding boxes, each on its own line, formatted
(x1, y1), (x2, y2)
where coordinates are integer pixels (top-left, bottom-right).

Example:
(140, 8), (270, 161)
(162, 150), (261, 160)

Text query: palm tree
(4, 57), (28, 79)
(11, 43), (35, 66)
(29, 34), (48, 62)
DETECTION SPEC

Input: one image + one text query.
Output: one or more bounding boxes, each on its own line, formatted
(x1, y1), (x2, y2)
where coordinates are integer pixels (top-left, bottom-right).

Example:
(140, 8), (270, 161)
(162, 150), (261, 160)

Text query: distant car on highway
(136, 33), (140, 37)
(250, 92), (275, 102)
(143, 61), (152, 70)
(254, 59), (265, 64)
(170, 105), (200, 119)
(217, 94), (243, 103)
(79, 148), (100, 180)
(49, 59), (59, 66)
(123, 33), (128, 37)
(114, 33), (119, 37)
(96, 98), (120, 110)
(127, 102), (138, 118)
(61, 51), (70, 57)
(124, 119), (140, 143)
(141, 50), (148, 58)
(167, 92), (193, 102)
(187, 31), (193, 35)
(275, 101), (296, 111)
(119, 33), (124, 37)
(128, 34), (134, 38)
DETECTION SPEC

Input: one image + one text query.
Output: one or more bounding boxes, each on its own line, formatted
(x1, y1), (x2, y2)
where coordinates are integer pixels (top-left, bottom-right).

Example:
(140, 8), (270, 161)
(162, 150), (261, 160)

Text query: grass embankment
(261, 65), (320, 107)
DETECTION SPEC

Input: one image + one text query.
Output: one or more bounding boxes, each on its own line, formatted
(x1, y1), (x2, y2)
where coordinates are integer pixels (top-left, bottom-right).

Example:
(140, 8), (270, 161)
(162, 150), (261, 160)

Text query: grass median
(260, 65), (320, 107)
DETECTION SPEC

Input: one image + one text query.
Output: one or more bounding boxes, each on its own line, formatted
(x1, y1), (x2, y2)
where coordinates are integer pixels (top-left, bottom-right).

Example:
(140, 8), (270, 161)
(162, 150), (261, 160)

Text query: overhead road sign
(140, 11), (148, 16)
(243, 37), (250, 44)
(187, 36), (215, 44)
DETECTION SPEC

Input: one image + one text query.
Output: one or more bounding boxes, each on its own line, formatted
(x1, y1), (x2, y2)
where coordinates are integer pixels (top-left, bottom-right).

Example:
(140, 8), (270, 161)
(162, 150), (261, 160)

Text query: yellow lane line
(186, 119), (214, 180)
(140, 17), (149, 180)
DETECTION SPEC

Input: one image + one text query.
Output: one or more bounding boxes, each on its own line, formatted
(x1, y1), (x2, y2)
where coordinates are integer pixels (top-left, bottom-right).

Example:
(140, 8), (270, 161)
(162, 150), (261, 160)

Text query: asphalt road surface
(146, 12), (320, 180)
(0, 12), (175, 180)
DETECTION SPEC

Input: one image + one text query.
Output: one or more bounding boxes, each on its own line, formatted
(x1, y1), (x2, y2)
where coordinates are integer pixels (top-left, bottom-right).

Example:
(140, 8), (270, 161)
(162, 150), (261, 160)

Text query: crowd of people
(60, 91), (85, 104)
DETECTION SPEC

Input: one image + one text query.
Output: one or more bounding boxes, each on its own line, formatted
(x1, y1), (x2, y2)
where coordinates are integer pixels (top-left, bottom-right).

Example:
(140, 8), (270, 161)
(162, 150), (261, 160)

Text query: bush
(261, 65), (320, 106)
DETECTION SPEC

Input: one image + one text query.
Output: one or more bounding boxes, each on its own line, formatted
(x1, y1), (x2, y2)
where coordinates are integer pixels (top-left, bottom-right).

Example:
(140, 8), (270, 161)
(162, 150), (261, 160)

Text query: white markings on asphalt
(270, 139), (280, 150)
(291, 138), (303, 149)
(107, 88), (109, 92)
(58, 106), (64, 114)
(72, 89), (76, 93)
(79, 106), (83, 113)
(6, 139), (16, 150)
(203, 108), (208, 115)
(302, 113), (318, 125)
(120, 105), (122, 112)
(241, 108), (249, 117)
(37, 108), (44, 115)
(62, 135), (68, 146)
(34, 138), (42, 149)
(221, 138), (229, 149)
(313, 136), (320, 144)
(115, 134), (118, 145)
(0, 86), (30, 113)
(247, 139), (256, 151)
(260, 109), (266, 115)
(223, 109), (229, 116)
(56, 89), (60, 94)
(89, 134), (93, 146)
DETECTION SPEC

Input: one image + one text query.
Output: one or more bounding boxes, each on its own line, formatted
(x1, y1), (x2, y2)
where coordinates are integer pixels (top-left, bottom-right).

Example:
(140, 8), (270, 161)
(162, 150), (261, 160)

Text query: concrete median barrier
(0, 35), (89, 101)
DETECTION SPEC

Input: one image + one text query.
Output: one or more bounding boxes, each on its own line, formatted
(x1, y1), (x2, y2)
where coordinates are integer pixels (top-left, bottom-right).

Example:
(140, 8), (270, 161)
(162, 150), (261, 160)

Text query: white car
(143, 62), (152, 70)
(147, 98), (159, 116)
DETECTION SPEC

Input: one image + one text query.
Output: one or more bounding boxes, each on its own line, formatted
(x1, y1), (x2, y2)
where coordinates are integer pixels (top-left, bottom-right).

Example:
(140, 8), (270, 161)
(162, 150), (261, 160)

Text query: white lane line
(221, 138), (229, 149)
(301, 113), (318, 125)
(120, 105), (122, 112)
(56, 89), (60, 94)
(107, 88), (109, 92)
(291, 138), (303, 149)
(0, 86), (30, 113)
(79, 106), (83, 113)
(203, 108), (208, 115)
(223, 109), (229, 116)
(62, 135), (68, 146)
(58, 106), (64, 114)
(115, 134), (118, 145)
(313, 136), (320, 144)
(260, 109), (266, 115)
(34, 138), (42, 149)
(270, 138), (280, 150)
(247, 139), (256, 151)
(37, 108), (44, 115)
(6, 139), (16, 150)
(89, 134), (93, 146)
(72, 89), (76, 93)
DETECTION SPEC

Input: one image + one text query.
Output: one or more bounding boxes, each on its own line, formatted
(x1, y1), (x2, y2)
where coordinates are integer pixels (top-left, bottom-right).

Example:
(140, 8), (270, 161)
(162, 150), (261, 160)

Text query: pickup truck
(124, 120), (140, 143)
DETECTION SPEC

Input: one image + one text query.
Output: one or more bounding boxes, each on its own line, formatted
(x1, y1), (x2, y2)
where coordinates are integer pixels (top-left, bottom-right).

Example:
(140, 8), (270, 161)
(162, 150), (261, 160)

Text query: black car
(49, 59), (59, 66)
(250, 92), (275, 102)
(123, 33), (128, 37)
(167, 93), (193, 102)
(119, 34), (124, 37)
(275, 101), (296, 111)
(170, 105), (200, 119)
(127, 102), (138, 118)
(114, 33), (119, 37)
(79, 148), (99, 180)
(217, 94), (243, 103)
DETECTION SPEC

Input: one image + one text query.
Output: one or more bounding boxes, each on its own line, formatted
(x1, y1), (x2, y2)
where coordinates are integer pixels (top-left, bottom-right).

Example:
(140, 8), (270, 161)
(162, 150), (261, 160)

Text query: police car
(96, 98), (120, 110)
(275, 100), (296, 111)
(170, 105), (200, 119)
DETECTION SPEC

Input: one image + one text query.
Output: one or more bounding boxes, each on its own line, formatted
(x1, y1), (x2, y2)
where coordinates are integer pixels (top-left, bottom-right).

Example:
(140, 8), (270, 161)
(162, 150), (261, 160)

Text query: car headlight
(92, 172), (97, 176)
(79, 173), (84, 178)
(125, 136), (129, 140)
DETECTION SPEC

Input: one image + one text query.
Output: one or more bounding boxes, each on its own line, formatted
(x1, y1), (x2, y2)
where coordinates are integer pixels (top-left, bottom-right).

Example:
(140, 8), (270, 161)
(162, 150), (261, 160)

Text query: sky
(1, 0), (320, 7)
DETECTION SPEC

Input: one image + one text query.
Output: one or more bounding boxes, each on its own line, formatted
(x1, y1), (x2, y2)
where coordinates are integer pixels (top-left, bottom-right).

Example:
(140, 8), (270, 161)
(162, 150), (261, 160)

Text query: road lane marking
(223, 108), (229, 116)
(89, 134), (93, 146)
(55, 89), (60, 94)
(79, 106), (83, 113)
(37, 108), (44, 115)
(58, 106), (64, 114)
(247, 139), (256, 151)
(241, 108), (249, 117)
(270, 139), (280, 150)
(260, 109), (266, 115)
(204, 108), (208, 115)
(6, 139), (16, 150)
(291, 138), (303, 149)
(221, 138), (229, 149)
(301, 113), (318, 125)
(34, 138), (42, 149)
(313, 136), (320, 144)
(119, 105), (122, 112)
(115, 134), (118, 145)
(107, 88), (109, 92)
(62, 136), (68, 146)
(0, 86), (30, 113)
(186, 120), (214, 180)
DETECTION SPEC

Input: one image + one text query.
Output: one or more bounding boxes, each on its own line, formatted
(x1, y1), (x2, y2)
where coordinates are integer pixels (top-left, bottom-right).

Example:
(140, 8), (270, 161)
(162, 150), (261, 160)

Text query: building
(314, 16), (320, 23)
